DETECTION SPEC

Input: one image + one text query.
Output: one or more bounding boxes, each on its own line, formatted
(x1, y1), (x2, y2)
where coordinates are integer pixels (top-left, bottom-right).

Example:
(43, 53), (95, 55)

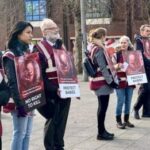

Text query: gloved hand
(53, 39), (63, 49)
(16, 106), (27, 117)
(109, 81), (119, 89)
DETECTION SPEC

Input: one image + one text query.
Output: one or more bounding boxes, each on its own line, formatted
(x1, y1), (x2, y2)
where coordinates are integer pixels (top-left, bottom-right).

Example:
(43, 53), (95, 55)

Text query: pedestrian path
(2, 79), (150, 150)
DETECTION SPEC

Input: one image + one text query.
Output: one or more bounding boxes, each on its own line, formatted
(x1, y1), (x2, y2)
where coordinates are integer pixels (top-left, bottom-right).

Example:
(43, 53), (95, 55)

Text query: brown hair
(140, 24), (150, 32)
(88, 27), (107, 42)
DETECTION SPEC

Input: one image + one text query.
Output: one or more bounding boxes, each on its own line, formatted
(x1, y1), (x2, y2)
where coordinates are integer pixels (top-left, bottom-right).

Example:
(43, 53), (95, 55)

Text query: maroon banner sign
(14, 52), (46, 111)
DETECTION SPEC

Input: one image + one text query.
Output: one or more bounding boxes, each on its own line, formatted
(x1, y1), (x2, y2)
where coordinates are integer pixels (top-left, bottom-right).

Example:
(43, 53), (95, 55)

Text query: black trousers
(37, 97), (71, 150)
(97, 95), (109, 134)
(134, 83), (150, 116)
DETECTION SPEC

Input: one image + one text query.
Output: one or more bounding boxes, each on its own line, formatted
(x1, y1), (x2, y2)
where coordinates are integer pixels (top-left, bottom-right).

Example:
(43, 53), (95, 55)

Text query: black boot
(116, 115), (125, 129)
(134, 107), (140, 119)
(104, 130), (114, 137)
(124, 114), (134, 128)
(97, 131), (114, 140)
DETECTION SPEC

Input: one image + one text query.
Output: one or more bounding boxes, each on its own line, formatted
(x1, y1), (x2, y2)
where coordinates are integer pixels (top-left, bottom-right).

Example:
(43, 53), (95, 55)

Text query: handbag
(3, 103), (15, 113)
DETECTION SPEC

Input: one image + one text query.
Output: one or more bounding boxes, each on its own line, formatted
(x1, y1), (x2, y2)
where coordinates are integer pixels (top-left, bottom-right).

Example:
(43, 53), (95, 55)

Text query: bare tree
(5, 0), (24, 37)
(46, 0), (52, 17)
(112, 0), (150, 41)
(0, 0), (24, 49)
(63, 0), (82, 73)
(73, 0), (82, 73)
(126, 0), (134, 41)
(143, 0), (150, 22)
(0, 0), (7, 48)
(47, 0), (150, 74)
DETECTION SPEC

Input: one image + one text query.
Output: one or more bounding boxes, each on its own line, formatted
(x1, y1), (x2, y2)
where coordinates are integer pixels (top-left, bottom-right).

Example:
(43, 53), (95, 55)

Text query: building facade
(0, 0), (149, 49)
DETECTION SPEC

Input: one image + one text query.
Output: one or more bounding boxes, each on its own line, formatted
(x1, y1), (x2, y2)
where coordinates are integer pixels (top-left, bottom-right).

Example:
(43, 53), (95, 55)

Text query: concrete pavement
(2, 77), (150, 150)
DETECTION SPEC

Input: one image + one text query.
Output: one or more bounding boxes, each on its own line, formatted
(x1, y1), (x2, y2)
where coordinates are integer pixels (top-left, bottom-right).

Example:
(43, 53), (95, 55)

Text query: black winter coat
(0, 51), (10, 106)
(3, 41), (30, 107)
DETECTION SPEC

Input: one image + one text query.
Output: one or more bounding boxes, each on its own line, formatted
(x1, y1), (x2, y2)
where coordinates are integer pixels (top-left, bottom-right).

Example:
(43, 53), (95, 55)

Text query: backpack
(82, 51), (97, 77)
(0, 80), (10, 106)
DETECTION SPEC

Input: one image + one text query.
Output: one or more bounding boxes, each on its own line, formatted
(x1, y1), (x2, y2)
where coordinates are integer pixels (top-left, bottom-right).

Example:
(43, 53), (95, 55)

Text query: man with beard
(35, 18), (71, 150)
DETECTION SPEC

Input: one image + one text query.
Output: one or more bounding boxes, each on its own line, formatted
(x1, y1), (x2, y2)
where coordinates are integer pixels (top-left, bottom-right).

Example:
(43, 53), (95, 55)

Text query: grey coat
(93, 47), (114, 96)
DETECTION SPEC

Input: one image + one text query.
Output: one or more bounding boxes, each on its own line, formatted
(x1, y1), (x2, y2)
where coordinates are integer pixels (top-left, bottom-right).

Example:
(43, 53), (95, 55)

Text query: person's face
(94, 35), (106, 46)
(26, 62), (34, 82)
(43, 26), (60, 43)
(141, 27), (150, 38)
(101, 35), (106, 43)
(120, 39), (129, 51)
(18, 26), (33, 44)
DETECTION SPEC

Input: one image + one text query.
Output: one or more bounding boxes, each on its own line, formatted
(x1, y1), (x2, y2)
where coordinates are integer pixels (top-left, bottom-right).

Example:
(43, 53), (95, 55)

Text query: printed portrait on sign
(123, 51), (145, 75)
(15, 53), (43, 99)
(103, 50), (118, 81)
(23, 59), (40, 88)
(53, 49), (80, 98)
(54, 50), (77, 80)
(143, 39), (150, 59)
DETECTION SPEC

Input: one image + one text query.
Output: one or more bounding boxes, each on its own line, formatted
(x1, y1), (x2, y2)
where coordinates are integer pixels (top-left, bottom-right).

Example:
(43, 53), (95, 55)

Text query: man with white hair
(35, 18), (71, 150)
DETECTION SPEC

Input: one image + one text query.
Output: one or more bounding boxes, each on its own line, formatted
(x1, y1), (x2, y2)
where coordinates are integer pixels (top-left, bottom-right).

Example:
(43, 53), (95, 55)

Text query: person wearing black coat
(133, 24), (150, 119)
(0, 51), (10, 150)
(3, 21), (35, 150)
(35, 18), (71, 150)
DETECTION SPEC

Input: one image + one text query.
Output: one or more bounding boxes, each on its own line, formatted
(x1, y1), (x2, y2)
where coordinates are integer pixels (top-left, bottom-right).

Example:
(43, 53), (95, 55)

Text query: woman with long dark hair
(3, 21), (34, 150)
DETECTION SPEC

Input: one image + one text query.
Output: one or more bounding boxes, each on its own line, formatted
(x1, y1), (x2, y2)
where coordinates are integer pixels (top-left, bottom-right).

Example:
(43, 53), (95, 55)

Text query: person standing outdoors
(0, 51), (10, 150)
(3, 21), (35, 150)
(87, 27), (118, 140)
(35, 18), (71, 150)
(112, 36), (135, 129)
(133, 24), (150, 119)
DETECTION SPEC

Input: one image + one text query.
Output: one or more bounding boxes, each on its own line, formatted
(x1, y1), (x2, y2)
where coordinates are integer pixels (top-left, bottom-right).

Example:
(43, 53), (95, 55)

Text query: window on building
(86, 0), (112, 19)
(25, 0), (46, 21)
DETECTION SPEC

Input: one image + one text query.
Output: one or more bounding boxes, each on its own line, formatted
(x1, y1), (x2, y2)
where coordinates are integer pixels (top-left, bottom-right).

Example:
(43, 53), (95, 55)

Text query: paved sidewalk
(2, 77), (150, 150)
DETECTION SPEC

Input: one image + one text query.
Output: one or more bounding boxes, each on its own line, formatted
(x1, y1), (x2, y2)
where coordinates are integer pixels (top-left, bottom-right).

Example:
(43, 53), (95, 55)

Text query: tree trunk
(111, 0), (126, 21)
(46, 0), (52, 17)
(73, 0), (82, 74)
(63, 0), (71, 50)
(126, 0), (134, 41)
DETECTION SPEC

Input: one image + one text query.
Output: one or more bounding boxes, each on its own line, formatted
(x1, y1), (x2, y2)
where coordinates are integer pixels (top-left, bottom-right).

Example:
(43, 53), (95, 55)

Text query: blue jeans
(116, 87), (134, 116)
(10, 111), (33, 150)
